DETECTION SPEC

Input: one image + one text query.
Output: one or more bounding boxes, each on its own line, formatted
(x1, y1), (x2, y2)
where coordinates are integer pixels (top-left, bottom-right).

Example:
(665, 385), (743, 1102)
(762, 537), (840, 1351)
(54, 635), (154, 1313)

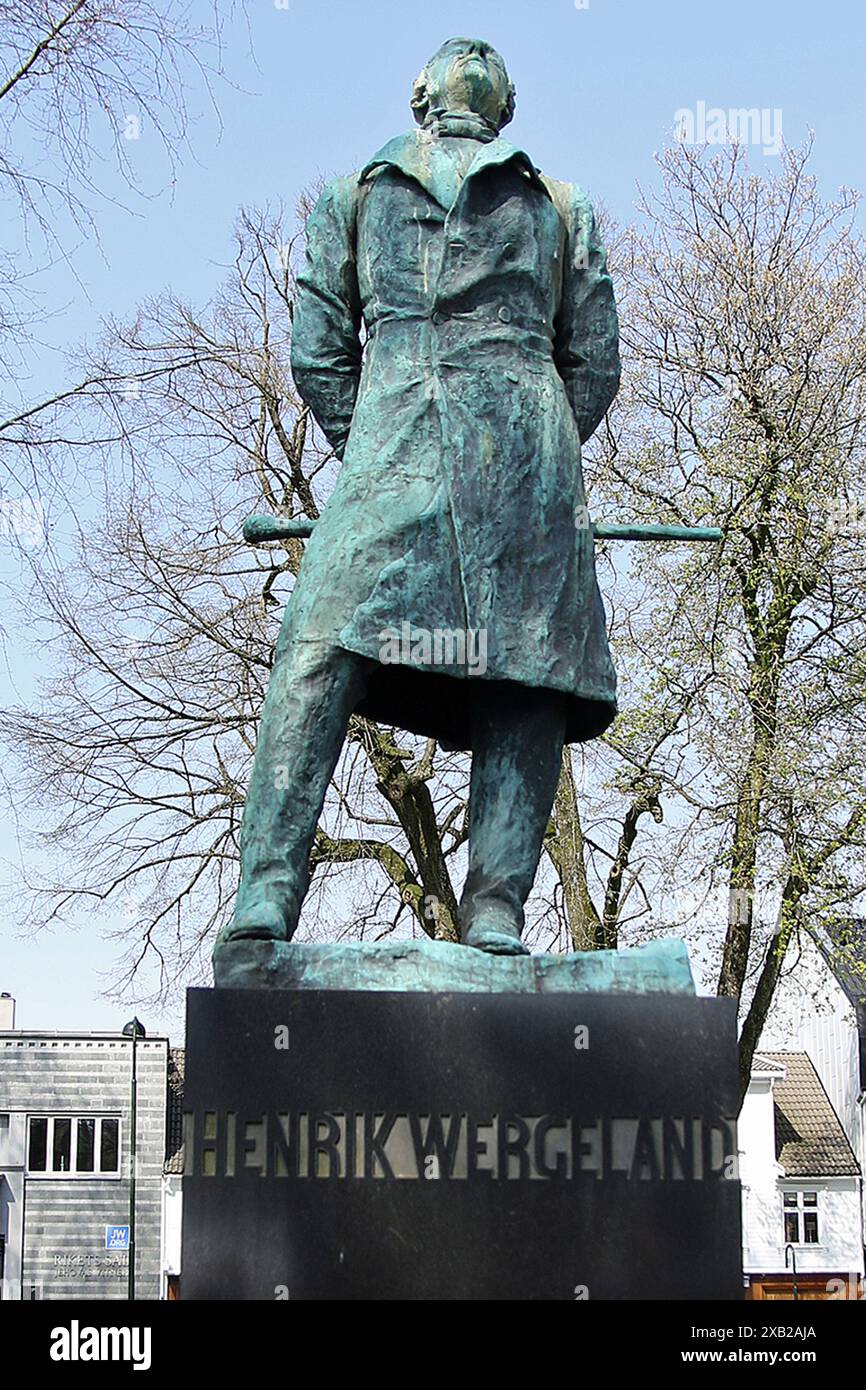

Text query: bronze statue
(219, 37), (621, 957)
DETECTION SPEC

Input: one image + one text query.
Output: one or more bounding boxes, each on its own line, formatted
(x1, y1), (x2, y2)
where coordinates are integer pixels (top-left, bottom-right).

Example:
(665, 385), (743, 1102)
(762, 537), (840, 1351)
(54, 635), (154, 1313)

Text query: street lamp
(122, 1018), (146, 1301)
(784, 1242), (799, 1301)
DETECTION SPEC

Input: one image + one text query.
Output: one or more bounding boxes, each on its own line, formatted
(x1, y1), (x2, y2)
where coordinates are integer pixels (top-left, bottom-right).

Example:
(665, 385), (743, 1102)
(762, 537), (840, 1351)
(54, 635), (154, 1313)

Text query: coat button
(432, 310), (446, 326)
(497, 305), (512, 323)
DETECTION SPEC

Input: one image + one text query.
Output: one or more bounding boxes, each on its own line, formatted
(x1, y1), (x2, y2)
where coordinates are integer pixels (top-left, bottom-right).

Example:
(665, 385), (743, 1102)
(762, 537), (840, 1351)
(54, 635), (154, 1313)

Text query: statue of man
(219, 37), (620, 956)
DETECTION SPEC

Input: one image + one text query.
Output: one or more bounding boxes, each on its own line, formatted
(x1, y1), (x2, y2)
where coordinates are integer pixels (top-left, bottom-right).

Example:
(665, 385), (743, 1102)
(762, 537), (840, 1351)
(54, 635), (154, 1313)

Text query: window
(27, 1116), (121, 1176)
(53, 1117), (71, 1171)
(77, 1117), (95, 1172)
(28, 1115), (47, 1171)
(783, 1190), (819, 1244)
(100, 1117), (119, 1171)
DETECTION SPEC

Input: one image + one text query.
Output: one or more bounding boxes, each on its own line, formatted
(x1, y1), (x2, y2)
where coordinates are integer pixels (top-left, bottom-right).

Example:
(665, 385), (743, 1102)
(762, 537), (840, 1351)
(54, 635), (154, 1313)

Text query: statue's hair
(411, 37), (516, 130)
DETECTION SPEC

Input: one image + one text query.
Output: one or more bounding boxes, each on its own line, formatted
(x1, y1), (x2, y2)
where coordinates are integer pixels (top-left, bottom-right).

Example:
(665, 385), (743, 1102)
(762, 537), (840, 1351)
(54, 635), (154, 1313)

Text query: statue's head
(411, 38), (516, 132)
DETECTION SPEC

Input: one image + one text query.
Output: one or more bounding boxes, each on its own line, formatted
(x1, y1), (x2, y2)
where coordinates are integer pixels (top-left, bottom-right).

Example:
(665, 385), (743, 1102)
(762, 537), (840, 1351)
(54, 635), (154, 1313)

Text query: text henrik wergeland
(185, 1109), (738, 1182)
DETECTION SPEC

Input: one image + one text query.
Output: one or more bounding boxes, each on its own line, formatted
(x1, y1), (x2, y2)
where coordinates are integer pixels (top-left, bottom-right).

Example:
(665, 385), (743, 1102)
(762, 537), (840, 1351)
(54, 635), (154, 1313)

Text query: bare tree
(0, 0), (237, 503)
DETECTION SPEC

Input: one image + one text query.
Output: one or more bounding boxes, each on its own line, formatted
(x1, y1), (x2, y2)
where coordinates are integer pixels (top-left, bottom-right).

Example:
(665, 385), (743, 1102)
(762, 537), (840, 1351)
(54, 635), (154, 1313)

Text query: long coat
(287, 128), (621, 749)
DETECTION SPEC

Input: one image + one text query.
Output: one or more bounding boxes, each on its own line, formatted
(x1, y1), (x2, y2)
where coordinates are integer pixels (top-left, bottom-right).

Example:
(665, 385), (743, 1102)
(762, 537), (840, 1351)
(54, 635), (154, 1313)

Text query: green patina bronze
(215, 38), (717, 978)
(213, 937), (695, 995)
(276, 80), (621, 747)
(242, 513), (723, 545)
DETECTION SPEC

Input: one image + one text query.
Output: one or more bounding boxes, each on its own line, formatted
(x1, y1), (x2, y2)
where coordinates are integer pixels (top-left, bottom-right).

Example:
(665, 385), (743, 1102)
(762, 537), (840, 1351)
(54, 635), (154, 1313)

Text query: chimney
(0, 993), (16, 1029)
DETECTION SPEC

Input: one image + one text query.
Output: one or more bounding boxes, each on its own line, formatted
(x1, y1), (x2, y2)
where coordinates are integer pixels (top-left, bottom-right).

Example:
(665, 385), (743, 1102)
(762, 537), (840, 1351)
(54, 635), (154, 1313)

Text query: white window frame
(26, 1114), (122, 1178)
(781, 1188), (820, 1246)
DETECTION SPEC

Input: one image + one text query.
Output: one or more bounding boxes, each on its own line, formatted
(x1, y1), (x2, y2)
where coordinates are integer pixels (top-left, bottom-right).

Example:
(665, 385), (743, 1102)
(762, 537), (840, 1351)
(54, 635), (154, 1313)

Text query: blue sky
(2, 0), (865, 1039)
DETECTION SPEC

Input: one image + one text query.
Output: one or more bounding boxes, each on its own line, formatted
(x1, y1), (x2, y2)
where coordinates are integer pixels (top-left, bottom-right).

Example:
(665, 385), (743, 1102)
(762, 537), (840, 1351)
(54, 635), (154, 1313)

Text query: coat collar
(359, 129), (550, 209)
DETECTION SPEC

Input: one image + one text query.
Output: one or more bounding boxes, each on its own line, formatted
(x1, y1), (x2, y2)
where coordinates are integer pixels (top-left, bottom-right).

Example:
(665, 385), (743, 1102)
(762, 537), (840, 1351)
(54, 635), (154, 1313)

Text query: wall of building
(743, 1175), (863, 1279)
(0, 1032), (167, 1300)
(762, 935), (866, 1246)
(161, 1175), (183, 1291)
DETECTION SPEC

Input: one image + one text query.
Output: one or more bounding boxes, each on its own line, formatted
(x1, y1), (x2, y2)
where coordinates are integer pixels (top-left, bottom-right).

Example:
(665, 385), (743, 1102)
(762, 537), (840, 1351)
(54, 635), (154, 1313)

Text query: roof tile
(758, 1051), (860, 1177)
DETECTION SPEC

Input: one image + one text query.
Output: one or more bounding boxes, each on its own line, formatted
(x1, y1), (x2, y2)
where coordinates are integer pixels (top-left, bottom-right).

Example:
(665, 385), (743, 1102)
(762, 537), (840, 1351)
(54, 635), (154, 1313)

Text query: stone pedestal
(181, 942), (742, 1300)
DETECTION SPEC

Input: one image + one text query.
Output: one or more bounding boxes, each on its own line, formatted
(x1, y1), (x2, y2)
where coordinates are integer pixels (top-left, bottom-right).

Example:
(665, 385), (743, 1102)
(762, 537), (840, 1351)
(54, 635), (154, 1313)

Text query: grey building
(0, 994), (174, 1300)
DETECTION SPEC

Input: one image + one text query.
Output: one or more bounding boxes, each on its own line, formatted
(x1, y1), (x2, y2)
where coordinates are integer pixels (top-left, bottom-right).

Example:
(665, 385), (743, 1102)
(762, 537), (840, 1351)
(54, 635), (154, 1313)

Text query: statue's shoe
(462, 915), (529, 956)
(215, 900), (290, 946)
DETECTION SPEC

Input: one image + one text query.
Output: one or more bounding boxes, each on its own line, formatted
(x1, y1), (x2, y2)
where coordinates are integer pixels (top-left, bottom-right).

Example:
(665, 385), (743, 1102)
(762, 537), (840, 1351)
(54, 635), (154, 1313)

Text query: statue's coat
(288, 128), (621, 748)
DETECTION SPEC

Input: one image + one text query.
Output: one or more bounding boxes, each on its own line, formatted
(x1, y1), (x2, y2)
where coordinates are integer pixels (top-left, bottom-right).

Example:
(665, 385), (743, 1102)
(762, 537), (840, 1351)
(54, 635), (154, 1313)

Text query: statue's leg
(460, 682), (568, 956)
(219, 636), (374, 944)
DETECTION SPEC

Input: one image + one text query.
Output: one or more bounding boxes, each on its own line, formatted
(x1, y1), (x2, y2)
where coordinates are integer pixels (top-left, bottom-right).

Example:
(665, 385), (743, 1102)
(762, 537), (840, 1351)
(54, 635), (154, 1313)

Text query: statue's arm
(552, 187), (621, 445)
(290, 176), (363, 460)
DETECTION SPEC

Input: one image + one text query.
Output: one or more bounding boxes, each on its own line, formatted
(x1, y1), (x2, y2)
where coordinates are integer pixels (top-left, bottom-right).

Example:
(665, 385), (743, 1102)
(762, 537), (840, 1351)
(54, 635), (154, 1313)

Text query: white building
(740, 1051), (862, 1298)
(742, 917), (866, 1298)
(761, 923), (866, 1232)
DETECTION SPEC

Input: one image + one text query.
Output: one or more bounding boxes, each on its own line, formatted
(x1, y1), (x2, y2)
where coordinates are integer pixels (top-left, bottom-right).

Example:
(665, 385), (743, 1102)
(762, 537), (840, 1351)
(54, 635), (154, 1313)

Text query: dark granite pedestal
(181, 941), (743, 1300)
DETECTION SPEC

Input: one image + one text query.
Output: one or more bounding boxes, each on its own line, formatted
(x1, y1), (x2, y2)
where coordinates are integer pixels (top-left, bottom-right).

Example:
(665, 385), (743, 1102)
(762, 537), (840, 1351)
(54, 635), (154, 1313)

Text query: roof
(164, 1047), (185, 1175)
(758, 1051), (860, 1177)
(751, 1056), (785, 1076)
